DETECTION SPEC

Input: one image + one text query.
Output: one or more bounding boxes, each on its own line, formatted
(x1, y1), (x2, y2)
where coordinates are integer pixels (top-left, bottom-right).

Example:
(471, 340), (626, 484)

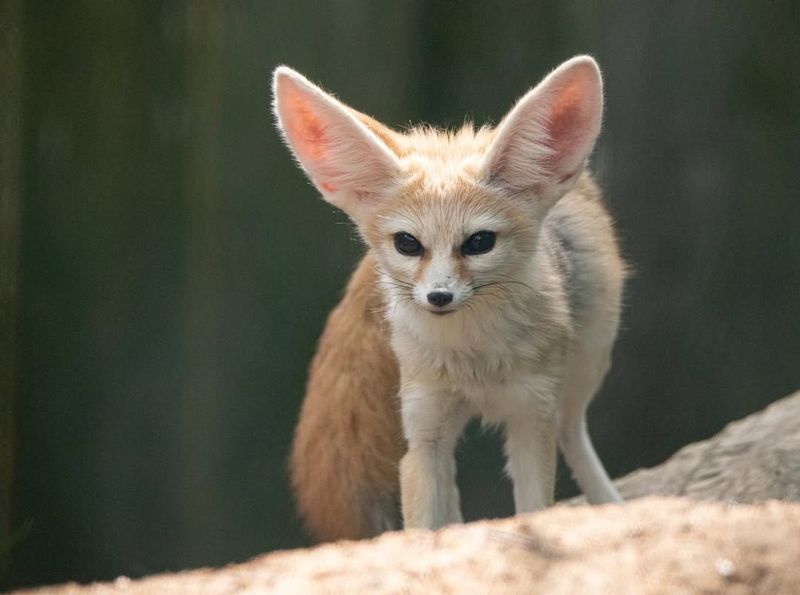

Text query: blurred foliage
(4, 0), (800, 589)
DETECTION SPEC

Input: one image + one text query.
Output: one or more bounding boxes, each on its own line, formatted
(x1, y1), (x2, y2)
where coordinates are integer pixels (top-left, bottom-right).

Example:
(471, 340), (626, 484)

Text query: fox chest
(394, 331), (563, 422)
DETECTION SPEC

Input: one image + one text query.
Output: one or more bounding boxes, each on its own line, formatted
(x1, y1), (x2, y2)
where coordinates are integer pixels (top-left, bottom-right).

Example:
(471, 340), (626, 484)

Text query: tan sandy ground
(20, 498), (800, 595)
(17, 391), (800, 594)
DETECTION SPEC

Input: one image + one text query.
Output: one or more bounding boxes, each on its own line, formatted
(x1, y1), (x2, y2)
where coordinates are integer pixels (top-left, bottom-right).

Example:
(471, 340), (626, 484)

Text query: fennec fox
(273, 56), (625, 541)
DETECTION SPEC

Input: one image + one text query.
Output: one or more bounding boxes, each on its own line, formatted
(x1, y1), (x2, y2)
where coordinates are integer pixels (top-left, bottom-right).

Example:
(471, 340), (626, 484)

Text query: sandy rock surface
(22, 498), (800, 595)
(612, 391), (800, 503)
(19, 391), (800, 594)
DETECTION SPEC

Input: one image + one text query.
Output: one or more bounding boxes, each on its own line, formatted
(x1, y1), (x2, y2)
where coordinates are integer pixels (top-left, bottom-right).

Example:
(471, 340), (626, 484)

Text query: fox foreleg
(504, 406), (559, 513)
(399, 389), (471, 529)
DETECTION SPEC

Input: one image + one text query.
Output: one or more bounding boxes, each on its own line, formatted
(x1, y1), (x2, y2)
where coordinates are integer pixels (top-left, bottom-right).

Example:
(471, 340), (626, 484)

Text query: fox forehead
(361, 125), (532, 243)
(376, 205), (508, 237)
(392, 124), (496, 194)
(371, 189), (520, 242)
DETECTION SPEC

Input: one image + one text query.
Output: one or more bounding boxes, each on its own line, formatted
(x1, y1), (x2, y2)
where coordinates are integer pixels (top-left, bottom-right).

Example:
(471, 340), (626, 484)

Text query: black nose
(427, 291), (453, 307)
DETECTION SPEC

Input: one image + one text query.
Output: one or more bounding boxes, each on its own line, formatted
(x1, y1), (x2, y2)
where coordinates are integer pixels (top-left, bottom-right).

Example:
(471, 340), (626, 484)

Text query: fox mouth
(429, 309), (456, 316)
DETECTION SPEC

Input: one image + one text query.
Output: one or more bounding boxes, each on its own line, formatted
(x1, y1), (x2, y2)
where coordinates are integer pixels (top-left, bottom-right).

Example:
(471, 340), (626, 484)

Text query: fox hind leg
(557, 345), (622, 504)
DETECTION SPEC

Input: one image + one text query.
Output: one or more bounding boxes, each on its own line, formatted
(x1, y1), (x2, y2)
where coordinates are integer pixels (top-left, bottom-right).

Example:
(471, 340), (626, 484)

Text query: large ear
(482, 56), (603, 202)
(272, 67), (402, 221)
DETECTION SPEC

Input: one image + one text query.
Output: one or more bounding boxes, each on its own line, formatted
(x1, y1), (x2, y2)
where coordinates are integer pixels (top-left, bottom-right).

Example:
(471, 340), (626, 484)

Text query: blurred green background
(2, 0), (799, 589)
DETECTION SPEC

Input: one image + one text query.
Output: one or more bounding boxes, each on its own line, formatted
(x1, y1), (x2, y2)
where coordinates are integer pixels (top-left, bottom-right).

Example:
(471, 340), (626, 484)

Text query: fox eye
(462, 231), (496, 256)
(394, 232), (424, 256)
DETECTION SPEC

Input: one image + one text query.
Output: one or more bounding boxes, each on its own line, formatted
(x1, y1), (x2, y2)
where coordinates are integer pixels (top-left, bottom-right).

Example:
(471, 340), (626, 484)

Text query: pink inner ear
(547, 80), (591, 172)
(281, 90), (342, 193)
(288, 95), (328, 161)
(276, 70), (400, 204)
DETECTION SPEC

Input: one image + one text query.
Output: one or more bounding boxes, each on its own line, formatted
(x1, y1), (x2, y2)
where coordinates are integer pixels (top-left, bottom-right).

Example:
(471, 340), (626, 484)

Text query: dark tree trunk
(177, 0), (227, 559)
(0, 0), (23, 583)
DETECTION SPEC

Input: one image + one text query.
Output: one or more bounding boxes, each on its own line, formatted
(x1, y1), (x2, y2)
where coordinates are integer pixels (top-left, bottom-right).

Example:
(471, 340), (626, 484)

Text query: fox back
(273, 57), (625, 541)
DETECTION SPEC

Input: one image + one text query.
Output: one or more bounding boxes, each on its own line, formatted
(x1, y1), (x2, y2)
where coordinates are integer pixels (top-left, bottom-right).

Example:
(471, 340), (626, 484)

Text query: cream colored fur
(274, 56), (625, 534)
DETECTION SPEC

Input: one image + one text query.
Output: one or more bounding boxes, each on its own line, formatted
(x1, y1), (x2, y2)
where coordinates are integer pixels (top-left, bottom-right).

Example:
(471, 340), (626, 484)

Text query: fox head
(272, 57), (603, 319)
